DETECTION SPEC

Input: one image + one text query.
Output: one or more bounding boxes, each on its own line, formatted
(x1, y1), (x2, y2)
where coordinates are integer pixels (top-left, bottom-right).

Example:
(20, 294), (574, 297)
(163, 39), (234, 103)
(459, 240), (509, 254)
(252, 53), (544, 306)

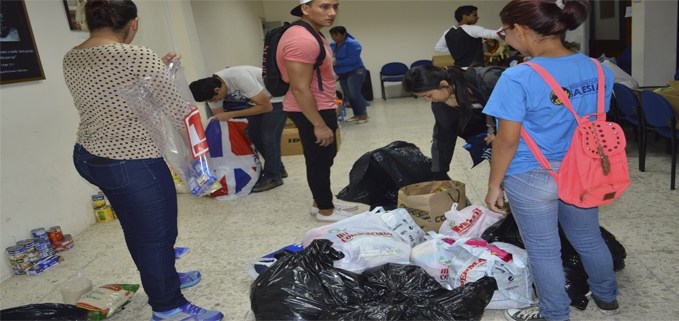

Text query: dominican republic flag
(205, 119), (262, 200)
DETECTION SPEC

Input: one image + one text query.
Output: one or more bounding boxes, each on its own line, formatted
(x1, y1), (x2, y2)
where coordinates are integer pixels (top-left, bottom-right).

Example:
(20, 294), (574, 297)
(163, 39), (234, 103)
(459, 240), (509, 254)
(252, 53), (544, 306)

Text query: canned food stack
(32, 228), (56, 259)
(93, 191), (116, 222)
(6, 245), (32, 275)
(48, 226), (74, 252)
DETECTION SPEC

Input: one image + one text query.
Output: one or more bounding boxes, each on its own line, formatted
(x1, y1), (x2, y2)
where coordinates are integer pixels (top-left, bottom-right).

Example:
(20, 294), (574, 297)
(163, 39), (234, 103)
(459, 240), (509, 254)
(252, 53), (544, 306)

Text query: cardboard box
(397, 181), (466, 233)
(284, 118), (296, 128)
(432, 55), (455, 67)
(280, 126), (341, 156)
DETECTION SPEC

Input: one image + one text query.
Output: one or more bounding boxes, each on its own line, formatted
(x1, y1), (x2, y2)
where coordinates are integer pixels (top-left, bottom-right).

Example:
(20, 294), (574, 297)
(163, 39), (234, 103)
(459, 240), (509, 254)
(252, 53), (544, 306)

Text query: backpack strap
(291, 20), (327, 92)
(518, 58), (606, 174)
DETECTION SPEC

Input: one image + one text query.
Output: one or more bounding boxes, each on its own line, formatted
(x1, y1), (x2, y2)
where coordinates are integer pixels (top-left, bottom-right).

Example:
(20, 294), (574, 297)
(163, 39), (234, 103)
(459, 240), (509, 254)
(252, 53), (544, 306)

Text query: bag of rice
(76, 284), (139, 320)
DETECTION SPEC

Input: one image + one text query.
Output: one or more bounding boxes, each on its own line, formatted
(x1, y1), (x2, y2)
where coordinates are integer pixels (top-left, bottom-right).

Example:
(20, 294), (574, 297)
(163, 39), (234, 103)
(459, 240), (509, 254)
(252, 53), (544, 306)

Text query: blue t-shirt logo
(550, 87), (571, 106)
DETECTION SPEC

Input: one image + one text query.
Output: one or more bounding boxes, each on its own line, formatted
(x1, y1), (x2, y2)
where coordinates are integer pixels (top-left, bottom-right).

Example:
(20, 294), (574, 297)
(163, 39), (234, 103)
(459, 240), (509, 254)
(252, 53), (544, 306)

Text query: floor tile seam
(629, 255), (679, 300)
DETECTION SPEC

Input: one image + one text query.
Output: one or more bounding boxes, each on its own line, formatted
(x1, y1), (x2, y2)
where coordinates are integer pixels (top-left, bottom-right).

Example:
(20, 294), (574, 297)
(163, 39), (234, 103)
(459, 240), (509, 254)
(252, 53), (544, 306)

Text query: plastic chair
(674, 68), (679, 81)
(379, 62), (409, 100)
(410, 60), (433, 69)
(640, 91), (678, 190)
(613, 83), (648, 171)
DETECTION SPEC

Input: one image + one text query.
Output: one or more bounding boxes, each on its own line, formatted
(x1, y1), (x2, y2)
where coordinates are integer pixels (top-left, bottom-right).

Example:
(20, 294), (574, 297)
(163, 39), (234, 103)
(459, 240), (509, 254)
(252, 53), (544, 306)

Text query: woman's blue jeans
(72, 144), (188, 312)
(338, 66), (367, 117)
(503, 161), (618, 321)
(246, 102), (287, 180)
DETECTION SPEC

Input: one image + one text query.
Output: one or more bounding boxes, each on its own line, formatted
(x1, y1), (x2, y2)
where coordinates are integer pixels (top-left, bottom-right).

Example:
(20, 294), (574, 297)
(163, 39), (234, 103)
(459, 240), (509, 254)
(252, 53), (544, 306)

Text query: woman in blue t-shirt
(483, 0), (619, 320)
(330, 26), (369, 123)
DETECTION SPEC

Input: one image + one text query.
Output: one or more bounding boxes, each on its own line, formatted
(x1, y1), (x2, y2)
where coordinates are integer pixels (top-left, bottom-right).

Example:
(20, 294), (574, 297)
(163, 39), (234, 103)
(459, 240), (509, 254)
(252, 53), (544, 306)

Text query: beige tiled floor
(2, 97), (678, 320)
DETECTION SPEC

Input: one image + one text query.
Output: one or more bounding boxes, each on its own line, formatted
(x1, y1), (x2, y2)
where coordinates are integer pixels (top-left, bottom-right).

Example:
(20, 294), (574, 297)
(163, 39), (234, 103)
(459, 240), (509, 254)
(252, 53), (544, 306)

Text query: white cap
(291, 0), (314, 17)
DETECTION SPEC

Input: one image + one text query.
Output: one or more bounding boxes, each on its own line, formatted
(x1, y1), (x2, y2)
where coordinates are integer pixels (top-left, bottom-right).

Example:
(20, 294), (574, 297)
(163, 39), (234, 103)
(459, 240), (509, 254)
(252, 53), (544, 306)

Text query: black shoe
(280, 170), (288, 178)
(251, 179), (283, 192)
(587, 292), (619, 315)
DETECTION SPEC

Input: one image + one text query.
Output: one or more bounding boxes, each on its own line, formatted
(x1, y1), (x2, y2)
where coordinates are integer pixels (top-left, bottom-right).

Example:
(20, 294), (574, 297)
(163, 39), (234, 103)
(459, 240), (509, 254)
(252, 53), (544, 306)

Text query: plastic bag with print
(302, 208), (411, 274)
(410, 232), (458, 289)
(448, 238), (537, 309)
(439, 203), (504, 240)
(118, 58), (220, 197)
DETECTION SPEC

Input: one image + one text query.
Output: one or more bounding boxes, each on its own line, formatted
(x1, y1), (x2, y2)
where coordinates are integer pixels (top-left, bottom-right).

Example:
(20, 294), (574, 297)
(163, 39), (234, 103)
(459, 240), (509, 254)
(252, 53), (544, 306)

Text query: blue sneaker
(179, 271), (201, 289)
(151, 303), (222, 321)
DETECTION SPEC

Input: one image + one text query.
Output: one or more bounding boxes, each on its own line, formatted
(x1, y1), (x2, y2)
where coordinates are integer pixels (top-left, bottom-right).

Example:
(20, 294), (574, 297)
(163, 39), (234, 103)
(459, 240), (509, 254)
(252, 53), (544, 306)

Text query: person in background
(330, 26), (368, 123)
(441, 5), (502, 68)
(63, 1), (222, 320)
(279, 0), (358, 221)
(482, 0), (619, 320)
(403, 64), (503, 193)
(189, 66), (287, 193)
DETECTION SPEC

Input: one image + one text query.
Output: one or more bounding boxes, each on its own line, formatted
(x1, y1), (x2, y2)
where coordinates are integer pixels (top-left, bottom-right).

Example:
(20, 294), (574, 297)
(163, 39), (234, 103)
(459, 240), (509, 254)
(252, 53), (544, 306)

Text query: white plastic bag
(410, 232), (458, 289)
(439, 203), (504, 239)
(118, 58), (219, 197)
(60, 269), (93, 305)
(448, 238), (537, 309)
(205, 118), (262, 200)
(376, 207), (427, 247)
(302, 209), (411, 274)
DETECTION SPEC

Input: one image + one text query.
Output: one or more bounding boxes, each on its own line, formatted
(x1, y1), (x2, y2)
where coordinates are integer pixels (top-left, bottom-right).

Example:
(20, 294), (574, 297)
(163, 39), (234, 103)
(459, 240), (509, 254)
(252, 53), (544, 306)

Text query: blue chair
(379, 62), (409, 100)
(410, 60), (433, 69)
(640, 91), (678, 190)
(613, 83), (647, 171)
(674, 68), (679, 81)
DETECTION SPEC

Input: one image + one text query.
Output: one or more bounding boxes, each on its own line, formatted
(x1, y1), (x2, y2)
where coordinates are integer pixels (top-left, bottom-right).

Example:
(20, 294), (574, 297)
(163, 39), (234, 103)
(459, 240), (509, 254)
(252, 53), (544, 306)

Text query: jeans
(72, 144), (188, 312)
(286, 110), (338, 210)
(503, 161), (618, 321)
(246, 102), (287, 180)
(338, 66), (367, 117)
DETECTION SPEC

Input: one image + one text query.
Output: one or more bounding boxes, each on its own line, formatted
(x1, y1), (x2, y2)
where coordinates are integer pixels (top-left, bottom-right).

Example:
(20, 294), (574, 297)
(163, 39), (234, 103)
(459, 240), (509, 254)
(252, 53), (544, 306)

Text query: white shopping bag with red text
(302, 209), (411, 274)
(410, 232), (458, 289)
(439, 203), (504, 240)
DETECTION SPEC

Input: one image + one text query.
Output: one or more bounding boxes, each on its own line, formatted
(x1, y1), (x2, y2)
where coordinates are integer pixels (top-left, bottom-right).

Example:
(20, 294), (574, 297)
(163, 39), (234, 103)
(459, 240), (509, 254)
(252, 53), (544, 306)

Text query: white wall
(190, 0), (266, 78)
(631, 0), (678, 86)
(593, 0), (620, 40)
(262, 0), (504, 99)
(0, 0), (203, 282)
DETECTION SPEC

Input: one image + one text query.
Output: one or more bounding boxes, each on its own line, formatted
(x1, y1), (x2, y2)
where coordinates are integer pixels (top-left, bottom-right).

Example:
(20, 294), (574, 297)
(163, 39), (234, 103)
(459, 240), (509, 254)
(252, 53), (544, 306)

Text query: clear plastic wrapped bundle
(118, 58), (219, 197)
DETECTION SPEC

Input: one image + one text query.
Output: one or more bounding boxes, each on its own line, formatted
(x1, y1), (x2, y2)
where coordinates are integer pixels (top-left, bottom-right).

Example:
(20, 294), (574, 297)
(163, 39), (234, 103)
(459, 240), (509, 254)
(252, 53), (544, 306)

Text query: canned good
(13, 269), (26, 275)
(47, 228), (63, 243)
(16, 239), (35, 252)
(92, 192), (106, 208)
(50, 226), (64, 241)
(6, 245), (26, 260)
(33, 238), (49, 247)
(52, 235), (74, 252)
(10, 256), (31, 265)
(94, 205), (114, 222)
(31, 228), (46, 238)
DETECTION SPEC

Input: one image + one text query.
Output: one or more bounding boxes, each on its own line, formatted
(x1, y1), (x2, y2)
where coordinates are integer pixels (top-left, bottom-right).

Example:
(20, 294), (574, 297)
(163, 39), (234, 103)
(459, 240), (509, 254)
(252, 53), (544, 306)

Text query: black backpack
(262, 20), (326, 97)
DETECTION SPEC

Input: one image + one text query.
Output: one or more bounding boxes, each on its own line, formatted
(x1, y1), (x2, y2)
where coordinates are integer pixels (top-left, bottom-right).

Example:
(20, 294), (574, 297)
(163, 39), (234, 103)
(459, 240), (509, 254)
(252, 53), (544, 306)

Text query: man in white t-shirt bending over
(434, 5), (501, 68)
(189, 66), (287, 192)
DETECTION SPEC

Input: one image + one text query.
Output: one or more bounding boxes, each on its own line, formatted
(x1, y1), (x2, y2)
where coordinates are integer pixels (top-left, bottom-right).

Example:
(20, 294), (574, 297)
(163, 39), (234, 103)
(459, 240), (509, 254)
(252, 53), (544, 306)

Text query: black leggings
(286, 109), (338, 210)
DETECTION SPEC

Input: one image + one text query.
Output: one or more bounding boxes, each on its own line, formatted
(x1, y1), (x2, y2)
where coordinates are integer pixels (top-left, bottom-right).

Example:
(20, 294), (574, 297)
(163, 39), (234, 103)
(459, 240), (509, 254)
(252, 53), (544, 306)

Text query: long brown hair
(500, 0), (590, 36)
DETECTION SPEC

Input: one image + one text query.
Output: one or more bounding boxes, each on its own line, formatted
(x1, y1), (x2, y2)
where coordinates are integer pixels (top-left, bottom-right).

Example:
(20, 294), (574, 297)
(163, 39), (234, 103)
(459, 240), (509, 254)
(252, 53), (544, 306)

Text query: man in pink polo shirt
(277, 0), (358, 221)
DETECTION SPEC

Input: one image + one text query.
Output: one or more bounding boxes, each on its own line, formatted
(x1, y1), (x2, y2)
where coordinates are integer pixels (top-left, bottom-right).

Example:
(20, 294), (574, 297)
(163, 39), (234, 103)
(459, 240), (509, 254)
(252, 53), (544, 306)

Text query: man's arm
(286, 60), (334, 147)
(434, 29), (451, 54)
(211, 91), (273, 122)
(462, 25), (502, 40)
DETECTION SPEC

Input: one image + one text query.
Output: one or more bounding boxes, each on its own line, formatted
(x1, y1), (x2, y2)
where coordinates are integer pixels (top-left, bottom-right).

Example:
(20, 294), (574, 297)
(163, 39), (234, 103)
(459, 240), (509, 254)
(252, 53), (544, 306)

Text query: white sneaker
(316, 208), (358, 222)
(310, 202), (359, 215)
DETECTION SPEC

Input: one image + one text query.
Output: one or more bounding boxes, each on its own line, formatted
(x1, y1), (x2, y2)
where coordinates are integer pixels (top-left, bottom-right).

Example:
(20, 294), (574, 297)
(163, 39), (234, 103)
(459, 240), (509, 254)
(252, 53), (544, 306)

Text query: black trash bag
(0, 303), (89, 321)
(560, 225), (627, 310)
(319, 264), (497, 321)
(481, 213), (524, 248)
(250, 239), (365, 320)
(336, 141), (433, 210)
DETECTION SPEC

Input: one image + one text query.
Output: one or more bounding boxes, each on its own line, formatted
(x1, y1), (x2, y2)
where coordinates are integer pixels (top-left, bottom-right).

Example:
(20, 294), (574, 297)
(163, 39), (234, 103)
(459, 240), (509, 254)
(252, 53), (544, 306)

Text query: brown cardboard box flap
(397, 181), (466, 233)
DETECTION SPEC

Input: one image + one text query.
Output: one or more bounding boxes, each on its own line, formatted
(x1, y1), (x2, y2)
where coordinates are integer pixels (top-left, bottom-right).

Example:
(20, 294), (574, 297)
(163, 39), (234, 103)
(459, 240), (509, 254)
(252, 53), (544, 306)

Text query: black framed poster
(1, 0), (45, 85)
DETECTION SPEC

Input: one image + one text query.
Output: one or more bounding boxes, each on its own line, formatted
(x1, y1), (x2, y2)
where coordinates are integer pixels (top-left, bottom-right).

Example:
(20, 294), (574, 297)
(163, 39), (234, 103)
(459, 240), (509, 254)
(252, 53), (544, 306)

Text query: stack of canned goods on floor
(5, 227), (72, 275)
(93, 191), (116, 222)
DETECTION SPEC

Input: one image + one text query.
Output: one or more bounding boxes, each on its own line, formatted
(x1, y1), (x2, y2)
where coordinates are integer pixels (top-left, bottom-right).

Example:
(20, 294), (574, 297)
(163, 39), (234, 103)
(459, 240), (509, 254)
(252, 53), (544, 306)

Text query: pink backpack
(519, 59), (631, 208)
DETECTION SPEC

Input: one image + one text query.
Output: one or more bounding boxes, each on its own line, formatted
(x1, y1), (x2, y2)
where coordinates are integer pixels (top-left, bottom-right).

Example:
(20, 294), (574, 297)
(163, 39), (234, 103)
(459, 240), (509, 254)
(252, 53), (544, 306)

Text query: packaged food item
(60, 269), (93, 305)
(76, 284), (140, 320)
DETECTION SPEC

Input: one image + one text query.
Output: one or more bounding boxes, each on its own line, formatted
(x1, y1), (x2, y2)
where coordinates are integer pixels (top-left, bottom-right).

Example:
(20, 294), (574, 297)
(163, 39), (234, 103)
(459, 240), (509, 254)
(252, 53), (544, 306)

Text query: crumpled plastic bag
(336, 141), (433, 210)
(250, 239), (497, 321)
(118, 58), (219, 197)
(0, 304), (89, 321)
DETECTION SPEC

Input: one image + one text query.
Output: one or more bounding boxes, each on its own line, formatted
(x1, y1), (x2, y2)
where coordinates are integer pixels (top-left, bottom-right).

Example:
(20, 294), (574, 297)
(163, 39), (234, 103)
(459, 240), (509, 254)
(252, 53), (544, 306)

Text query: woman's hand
(161, 52), (182, 66)
(314, 125), (335, 147)
(485, 133), (496, 145)
(430, 180), (454, 194)
(485, 185), (507, 214)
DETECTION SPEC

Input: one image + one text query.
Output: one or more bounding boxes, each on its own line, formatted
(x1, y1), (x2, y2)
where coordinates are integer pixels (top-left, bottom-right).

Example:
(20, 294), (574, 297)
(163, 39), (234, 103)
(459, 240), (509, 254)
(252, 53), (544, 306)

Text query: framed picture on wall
(0, 0), (45, 85)
(62, 0), (89, 31)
